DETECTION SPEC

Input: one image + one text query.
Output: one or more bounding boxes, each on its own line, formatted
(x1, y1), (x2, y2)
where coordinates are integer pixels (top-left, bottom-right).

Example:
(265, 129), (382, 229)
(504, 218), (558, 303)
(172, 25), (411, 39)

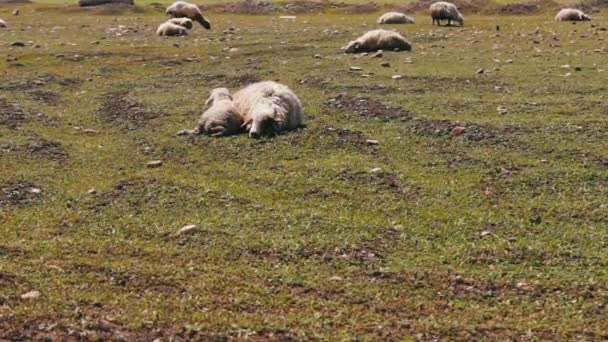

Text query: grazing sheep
(430, 2), (464, 26)
(166, 1), (211, 29)
(168, 17), (194, 29)
(177, 88), (243, 136)
(157, 22), (188, 36)
(343, 29), (412, 53)
(378, 12), (415, 24)
(555, 8), (591, 21)
(233, 81), (304, 138)
(0, 19), (6, 28)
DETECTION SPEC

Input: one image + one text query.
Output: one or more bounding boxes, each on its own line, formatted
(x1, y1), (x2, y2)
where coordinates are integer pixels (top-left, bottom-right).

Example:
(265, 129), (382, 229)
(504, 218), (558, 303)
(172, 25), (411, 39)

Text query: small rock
(451, 126), (466, 136)
(83, 129), (97, 134)
(497, 106), (508, 114)
(480, 231), (491, 237)
(329, 276), (343, 281)
(20, 290), (41, 300)
(540, 159), (549, 163)
(147, 160), (163, 168)
(12, 9), (19, 16)
(391, 75), (402, 80)
(368, 167), (383, 173)
(366, 139), (379, 145)
(381, 62), (390, 67)
(314, 54), (322, 59)
(476, 68), (485, 74)
(350, 66), (362, 71)
(372, 50), (383, 58)
(574, 66), (582, 71)
(560, 64), (570, 69)
(9, 42), (25, 47)
(228, 47), (239, 52)
(28, 187), (42, 194)
(505, 59), (513, 64)
(177, 224), (199, 235)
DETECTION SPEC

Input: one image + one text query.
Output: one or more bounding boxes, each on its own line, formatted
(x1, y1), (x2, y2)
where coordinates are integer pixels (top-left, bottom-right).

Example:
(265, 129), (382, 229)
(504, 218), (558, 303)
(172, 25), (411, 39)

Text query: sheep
(0, 19), (6, 28)
(168, 17), (193, 29)
(430, 2), (464, 26)
(555, 8), (591, 21)
(177, 88), (243, 136)
(166, 1), (211, 29)
(343, 29), (412, 53)
(378, 12), (415, 24)
(156, 22), (188, 36)
(233, 81), (304, 138)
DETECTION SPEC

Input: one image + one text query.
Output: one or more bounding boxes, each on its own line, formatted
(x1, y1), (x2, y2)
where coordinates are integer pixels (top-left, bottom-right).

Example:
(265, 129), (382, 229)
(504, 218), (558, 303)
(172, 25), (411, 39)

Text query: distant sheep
(166, 1), (211, 29)
(378, 12), (415, 24)
(343, 29), (412, 53)
(177, 88), (243, 136)
(430, 2), (464, 26)
(157, 22), (188, 36)
(555, 8), (591, 21)
(233, 81), (304, 138)
(0, 19), (6, 28)
(168, 17), (193, 29)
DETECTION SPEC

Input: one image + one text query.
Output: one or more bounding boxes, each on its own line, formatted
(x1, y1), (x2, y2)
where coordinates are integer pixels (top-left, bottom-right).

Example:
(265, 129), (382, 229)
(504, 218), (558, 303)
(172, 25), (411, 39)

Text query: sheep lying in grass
(343, 29), (412, 53)
(0, 19), (6, 28)
(233, 81), (305, 138)
(177, 88), (243, 136)
(157, 22), (188, 36)
(430, 2), (464, 26)
(378, 12), (415, 24)
(166, 1), (211, 29)
(168, 17), (193, 29)
(555, 8), (591, 21)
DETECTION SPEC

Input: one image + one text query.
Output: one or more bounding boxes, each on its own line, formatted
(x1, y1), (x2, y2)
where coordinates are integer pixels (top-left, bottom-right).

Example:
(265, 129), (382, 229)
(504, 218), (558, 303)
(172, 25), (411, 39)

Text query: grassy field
(1, 2), (608, 340)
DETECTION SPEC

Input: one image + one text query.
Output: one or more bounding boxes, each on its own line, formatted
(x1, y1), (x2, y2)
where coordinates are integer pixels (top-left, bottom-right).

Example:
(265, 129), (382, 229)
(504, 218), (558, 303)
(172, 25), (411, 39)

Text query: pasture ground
(1, 2), (607, 340)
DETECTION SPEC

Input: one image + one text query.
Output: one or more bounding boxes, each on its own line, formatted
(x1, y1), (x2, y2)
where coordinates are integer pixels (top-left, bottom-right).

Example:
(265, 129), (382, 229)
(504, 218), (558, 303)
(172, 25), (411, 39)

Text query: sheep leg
(194, 13), (211, 29)
(177, 127), (200, 136)
(208, 126), (225, 137)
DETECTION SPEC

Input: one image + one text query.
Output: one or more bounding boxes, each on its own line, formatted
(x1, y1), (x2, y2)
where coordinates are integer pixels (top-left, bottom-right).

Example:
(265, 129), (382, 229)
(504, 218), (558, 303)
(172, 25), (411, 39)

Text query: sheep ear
(205, 95), (214, 107)
(240, 119), (252, 129)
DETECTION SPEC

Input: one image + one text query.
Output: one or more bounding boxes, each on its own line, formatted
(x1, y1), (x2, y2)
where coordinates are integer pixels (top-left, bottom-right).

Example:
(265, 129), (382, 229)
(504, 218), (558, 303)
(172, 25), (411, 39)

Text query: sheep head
(247, 98), (284, 139)
(343, 41), (361, 53)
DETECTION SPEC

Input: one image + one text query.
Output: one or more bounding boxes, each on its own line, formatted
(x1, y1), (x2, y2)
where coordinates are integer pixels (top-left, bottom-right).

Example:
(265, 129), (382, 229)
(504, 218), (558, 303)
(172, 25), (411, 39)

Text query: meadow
(1, 0), (607, 339)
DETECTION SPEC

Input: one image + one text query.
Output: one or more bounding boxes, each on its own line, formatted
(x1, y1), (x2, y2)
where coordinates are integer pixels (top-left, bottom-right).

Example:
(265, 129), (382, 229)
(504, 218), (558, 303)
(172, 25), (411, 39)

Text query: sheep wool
(166, 1), (211, 29)
(168, 17), (194, 29)
(430, 2), (464, 26)
(555, 8), (591, 21)
(178, 88), (243, 136)
(157, 22), (188, 36)
(343, 29), (412, 53)
(378, 12), (415, 24)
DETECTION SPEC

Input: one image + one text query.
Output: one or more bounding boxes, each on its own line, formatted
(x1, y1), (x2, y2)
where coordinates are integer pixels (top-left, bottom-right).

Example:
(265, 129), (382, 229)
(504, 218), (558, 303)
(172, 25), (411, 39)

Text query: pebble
(366, 139), (379, 145)
(349, 66), (362, 71)
(451, 126), (466, 136)
(147, 160), (163, 168)
(381, 62), (390, 67)
(391, 75), (402, 80)
(497, 106), (508, 114)
(368, 167), (383, 173)
(372, 50), (383, 58)
(9, 42), (25, 47)
(314, 54), (322, 59)
(12, 9), (19, 16)
(177, 224), (199, 235)
(20, 290), (41, 300)
(476, 68), (485, 74)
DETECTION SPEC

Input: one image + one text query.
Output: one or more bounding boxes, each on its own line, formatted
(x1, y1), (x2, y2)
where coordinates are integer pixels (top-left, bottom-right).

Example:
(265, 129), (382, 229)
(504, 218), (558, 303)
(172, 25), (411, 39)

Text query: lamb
(343, 29), (412, 53)
(555, 8), (591, 21)
(233, 81), (304, 138)
(168, 17), (193, 29)
(0, 19), (6, 28)
(177, 88), (243, 136)
(156, 22), (188, 36)
(430, 2), (464, 26)
(166, 1), (211, 29)
(378, 12), (415, 24)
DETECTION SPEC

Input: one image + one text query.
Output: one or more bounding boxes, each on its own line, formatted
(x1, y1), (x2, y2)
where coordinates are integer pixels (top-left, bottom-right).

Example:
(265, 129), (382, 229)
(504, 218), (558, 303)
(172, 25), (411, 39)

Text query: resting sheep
(166, 1), (211, 29)
(555, 8), (591, 21)
(168, 17), (194, 29)
(177, 88), (243, 136)
(0, 19), (6, 28)
(343, 29), (412, 53)
(430, 2), (464, 26)
(233, 81), (305, 138)
(378, 12), (415, 24)
(157, 22), (188, 36)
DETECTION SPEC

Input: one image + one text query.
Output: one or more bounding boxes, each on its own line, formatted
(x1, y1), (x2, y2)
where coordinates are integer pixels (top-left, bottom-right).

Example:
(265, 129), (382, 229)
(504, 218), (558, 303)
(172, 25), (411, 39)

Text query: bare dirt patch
(26, 90), (60, 106)
(0, 99), (26, 129)
(494, 0), (559, 15)
(1, 135), (68, 162)
(0, 180), (42, 207)
(97, 91), (162, 130)
(328, 95), (415, 122)
(0, 74), (82, 91)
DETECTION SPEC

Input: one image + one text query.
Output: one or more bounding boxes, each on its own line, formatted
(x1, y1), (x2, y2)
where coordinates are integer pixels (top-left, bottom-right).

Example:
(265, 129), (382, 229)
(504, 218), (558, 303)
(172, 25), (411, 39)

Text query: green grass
(1, 3), (608, 339)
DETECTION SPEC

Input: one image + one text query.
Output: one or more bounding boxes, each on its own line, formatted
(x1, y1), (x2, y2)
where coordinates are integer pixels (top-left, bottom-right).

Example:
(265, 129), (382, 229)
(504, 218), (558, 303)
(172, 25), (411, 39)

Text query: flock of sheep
(0, 1), (596, 138)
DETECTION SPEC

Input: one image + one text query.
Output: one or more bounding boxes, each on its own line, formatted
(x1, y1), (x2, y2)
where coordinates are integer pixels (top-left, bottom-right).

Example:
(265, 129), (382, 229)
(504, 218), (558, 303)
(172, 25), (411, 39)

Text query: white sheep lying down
(157, 22), (188, 36)
(233, 81), (305, 138)
(378, 12), (415, 24)
(166, 1), (211, 29)
(0, 19), (6, 28)
(343, 29), (412, 53)
(178, 88), (243, 136)
(168, 17), (194, 29)
(555, 8), (591, 21)
(430, 1), (464, 26)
